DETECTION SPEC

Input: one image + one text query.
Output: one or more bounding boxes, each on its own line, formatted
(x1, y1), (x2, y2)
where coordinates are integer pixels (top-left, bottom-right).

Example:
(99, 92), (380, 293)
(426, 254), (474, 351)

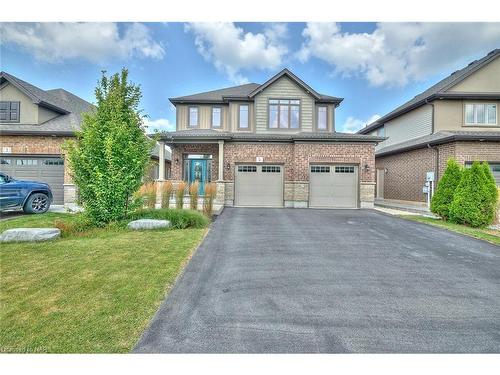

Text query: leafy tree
(449, 161), (497, 228)
(65, 69), (154, 225)
(481, 162), (499, 221)
(430, 159), (462, 220)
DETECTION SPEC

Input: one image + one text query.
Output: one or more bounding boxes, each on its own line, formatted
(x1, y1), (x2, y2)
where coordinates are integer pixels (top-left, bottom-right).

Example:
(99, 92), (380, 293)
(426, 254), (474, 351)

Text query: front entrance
(189, 159), (207, 195)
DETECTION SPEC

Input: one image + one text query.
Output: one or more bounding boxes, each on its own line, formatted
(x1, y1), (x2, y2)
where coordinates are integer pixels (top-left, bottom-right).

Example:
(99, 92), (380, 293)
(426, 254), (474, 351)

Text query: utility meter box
(423, 186), (429, 194)
(426, 171), (435, 182)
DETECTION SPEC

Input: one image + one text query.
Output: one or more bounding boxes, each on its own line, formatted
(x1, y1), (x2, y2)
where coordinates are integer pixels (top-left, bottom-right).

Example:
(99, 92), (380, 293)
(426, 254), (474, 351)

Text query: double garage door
(234, 163), (358, 208)
(0, 156), (65, 204)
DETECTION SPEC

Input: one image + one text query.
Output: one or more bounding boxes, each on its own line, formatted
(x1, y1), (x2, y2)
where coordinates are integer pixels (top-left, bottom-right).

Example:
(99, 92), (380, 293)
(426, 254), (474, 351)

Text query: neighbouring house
(157, 68), (384, 209)
(0, 71), (171, 205)
(358, 49), (500, 204)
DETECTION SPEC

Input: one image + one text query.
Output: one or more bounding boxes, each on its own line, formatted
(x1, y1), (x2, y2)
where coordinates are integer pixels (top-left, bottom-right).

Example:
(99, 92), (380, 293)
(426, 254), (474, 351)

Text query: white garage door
(234, 164), (283, 207)
(309, 164), (358, 208)
(0, 156), (65, 204)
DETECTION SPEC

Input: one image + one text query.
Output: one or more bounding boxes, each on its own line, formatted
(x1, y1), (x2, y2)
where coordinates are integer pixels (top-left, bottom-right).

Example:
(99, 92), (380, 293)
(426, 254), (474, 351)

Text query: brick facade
(376, 140), (500, 202)
(169, 141), (376, 208)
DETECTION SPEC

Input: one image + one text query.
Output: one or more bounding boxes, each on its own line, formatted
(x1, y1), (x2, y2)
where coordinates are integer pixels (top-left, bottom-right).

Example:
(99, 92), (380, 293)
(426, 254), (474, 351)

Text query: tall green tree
(66, 69), (154, 225)
(449, 161), (497, 228)
(430, 159), (462, 220)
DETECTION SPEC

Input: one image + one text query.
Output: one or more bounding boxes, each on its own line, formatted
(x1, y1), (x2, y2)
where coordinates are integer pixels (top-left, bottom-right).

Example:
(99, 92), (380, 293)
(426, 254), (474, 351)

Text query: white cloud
(341, 114), (381, 133)
(0, 23), (165, 63)
(143, 118), (175, 133)
(185, 22), (288, 84)
(299, 22), (500, 87)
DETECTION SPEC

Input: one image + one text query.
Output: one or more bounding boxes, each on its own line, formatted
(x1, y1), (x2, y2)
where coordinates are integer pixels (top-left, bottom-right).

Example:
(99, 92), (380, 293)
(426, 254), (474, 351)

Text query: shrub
(203, 182), (217, 217)
(449, 161), (497, 228)
(175, 181), (187, 209)
(127, 208), (209, 229)
(188, 182), (199, 210)
(64, 69), (155, 226)
(137, 182), (157, 209)
(54, 215), (93, 237)
(430, 159), (462, 220)
(160, 181), (173, 209)
(481, 162), (499, 221)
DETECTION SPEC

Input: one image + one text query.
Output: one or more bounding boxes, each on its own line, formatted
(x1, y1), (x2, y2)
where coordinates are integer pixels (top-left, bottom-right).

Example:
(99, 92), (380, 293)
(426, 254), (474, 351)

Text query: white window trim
(211, 106), (222, 128)
(188, 106), (199, 128)
(464, 102), (497, 126)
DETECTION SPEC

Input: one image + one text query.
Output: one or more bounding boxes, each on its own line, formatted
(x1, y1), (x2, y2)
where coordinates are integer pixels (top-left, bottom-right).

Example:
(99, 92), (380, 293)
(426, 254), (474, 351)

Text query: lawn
(0, 212), (207, 353)
(400, 215), (500, 246)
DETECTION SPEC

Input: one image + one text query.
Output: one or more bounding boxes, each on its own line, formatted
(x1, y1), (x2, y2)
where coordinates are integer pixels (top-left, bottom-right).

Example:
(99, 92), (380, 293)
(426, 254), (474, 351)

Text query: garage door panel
(235, 165), (283, 207)
(0, 156), (65, 204)
(309, 164), (358, 208)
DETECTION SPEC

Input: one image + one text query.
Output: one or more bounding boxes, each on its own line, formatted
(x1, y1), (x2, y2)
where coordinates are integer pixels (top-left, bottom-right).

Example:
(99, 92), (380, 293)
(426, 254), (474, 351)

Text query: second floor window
(212, 107), (221, 128)
(317, 106), (327, 130)
(188, 106), (199, 127)
(239, 104), (249, 129)
(269, 99), (300, 129)
(0, 101), (20, 123)
(465, 103), (497, 125)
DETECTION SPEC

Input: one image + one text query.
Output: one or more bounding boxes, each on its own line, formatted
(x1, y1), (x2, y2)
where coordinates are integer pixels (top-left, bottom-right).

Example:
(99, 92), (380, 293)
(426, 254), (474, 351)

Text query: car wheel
(23, 193), (50, 214)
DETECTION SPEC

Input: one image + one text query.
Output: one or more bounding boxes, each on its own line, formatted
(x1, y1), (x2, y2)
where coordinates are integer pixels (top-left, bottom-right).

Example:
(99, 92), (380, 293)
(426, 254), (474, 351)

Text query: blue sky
(1, 22), (499, 132)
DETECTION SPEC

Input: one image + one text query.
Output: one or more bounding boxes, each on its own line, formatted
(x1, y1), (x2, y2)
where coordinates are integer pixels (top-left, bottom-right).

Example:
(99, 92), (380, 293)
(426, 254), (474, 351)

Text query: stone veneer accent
(169, 141), (377, 208)
(376, 140), (500, 202)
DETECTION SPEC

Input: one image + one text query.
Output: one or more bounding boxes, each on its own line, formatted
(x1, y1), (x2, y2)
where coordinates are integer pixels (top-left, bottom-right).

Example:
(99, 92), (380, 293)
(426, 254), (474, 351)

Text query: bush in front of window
(449, 161), (499, 228)
(430, 159), (462, 220)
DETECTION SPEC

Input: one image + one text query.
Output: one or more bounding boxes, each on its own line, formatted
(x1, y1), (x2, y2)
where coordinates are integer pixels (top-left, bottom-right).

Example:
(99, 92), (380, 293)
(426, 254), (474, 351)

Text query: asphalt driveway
(134, 208), (500, 353)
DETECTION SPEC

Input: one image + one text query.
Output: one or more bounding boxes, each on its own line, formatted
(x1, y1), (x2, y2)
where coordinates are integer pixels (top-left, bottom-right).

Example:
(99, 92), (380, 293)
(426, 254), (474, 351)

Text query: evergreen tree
(430, 159), (462, 220)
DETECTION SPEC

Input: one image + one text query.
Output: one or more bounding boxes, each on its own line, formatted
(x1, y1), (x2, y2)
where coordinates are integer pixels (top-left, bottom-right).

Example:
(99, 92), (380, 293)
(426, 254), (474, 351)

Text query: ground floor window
(465, 161), (500, 185)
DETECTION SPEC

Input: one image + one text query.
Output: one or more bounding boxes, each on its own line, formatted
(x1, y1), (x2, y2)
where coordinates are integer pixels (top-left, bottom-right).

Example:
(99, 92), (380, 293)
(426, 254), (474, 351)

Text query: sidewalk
(375, 198), (431, 214)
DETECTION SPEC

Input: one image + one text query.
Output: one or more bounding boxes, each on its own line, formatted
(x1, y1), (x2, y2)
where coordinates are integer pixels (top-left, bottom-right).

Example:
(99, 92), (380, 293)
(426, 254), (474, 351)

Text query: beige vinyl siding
(0, 83), (39, 124)
(434, 99), (500, 132)
(176, 104), (229, 131)
(254, 76), (314, 133)
(448, 56), (500, 93)
(228, 102), (254, 132)
(38, 106), (59, 124)
(376, 104), (433, 150)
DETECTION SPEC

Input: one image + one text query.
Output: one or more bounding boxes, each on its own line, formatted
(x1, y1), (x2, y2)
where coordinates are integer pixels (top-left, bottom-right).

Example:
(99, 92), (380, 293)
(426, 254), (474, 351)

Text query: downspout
(425, 99), (439, 181)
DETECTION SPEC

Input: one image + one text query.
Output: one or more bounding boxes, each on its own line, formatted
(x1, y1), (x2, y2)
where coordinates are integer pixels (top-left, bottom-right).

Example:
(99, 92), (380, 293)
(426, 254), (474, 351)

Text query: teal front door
(189, 159), (208, 195)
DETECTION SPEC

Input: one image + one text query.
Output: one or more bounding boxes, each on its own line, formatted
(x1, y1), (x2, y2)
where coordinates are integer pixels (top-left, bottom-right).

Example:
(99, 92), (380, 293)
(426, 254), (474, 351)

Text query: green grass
(400, 215), (500, 246)
(0, 212), (207, 353)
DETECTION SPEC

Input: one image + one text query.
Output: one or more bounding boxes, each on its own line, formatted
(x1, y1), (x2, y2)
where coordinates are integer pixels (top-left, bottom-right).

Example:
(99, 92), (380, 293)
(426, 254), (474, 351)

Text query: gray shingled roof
(376, 131), (500, 157)
(0, 72), (95, 135)
(158, 129), (384, 143)
(359, 49), (500, 134)
(169, 68), (343, 105)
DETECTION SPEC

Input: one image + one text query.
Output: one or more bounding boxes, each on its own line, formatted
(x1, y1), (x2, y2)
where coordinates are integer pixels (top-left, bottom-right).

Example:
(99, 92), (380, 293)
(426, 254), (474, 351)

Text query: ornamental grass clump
(203, 182), (217, 217)
(175, 181), (187, 209)
(138, 182), (157, 209)
(189, 182), (199, 210)
(160, 181), (173, 209)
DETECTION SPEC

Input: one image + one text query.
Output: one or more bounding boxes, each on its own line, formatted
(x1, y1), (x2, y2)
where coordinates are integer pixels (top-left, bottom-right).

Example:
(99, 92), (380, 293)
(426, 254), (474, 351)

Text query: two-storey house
(0, 71), (171, 205)
(358, 49), (500, 204)
(158, 69), (383, 209)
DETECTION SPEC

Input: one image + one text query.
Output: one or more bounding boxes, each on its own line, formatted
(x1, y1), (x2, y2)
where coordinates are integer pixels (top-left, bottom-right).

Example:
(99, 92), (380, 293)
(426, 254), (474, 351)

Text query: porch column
(158, 140), (166, 180)
(218, 140), (224, 181)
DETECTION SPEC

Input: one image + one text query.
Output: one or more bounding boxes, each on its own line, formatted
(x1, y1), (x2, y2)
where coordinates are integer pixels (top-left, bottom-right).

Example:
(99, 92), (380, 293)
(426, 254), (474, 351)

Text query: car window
(0, 174), (7, 184)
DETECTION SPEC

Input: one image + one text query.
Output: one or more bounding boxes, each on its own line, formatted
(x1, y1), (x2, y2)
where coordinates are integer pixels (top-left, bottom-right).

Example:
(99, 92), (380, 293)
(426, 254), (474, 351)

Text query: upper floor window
(0, 101), (20, 123)
(269, 99), (300, 129)
(317, 106), (327, 130)
(376, 126), (385, 137)
(465, 103), (497, 126)
(239, 104), (249, 129)
(212, 107), (222, 128)
(188, 106), (199, 127)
